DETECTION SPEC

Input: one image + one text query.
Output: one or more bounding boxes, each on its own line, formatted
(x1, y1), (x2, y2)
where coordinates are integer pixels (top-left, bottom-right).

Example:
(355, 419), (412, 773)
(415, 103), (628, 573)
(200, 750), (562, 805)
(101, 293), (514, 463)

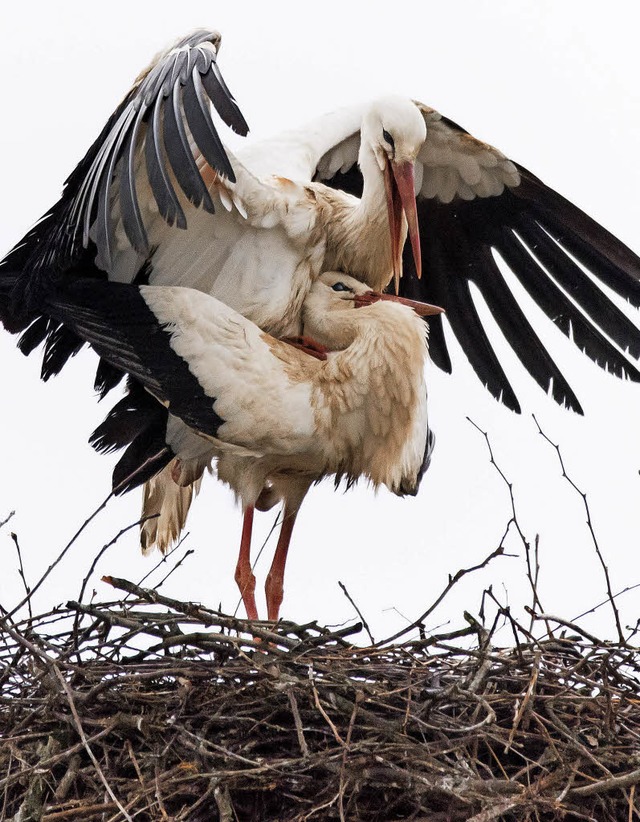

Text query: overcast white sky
(1, 1), (639, 643)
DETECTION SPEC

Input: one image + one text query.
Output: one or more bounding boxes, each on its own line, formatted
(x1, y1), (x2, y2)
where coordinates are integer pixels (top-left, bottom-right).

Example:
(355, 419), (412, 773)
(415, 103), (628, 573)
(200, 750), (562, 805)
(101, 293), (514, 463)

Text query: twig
(338, 581), (374, 644)
(77, 516), (158, 606)
(133, 531), (186, 591)
(569, 767), (640, 797)
(526, 609), (604, 645)
(308, 666), (345, 747)
(378, 535), (509, 647)
(155, 548), (195, 588)
(533, 414), (624, 644)
(52, 662), (133, 820)
(468, 417), (554, 639)
(0, 510), (15, 529)
(572, 582), (640, 624)
(287, 687), (309, 757)
(6, 492), (113, 618)
(10, 532), (32, 620)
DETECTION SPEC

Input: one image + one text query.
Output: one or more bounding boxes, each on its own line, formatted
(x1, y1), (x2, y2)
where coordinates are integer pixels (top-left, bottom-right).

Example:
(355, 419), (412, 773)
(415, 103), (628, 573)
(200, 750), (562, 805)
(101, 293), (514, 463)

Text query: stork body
(2, 28), (640, 417)
(47, 272), (441, 619)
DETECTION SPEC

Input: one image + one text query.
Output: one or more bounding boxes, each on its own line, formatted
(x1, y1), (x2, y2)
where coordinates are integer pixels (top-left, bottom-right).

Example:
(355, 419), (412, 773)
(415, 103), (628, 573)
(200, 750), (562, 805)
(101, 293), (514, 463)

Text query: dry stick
(132, 533), (188, 592)
(72, 517), (154, 659)
(287, 687), (310, 757)
(100, 575), (296, 648)
(77, 516), (160, 606)
(467, 417), (553, 640)
(308, 667), (346, 747)
(10, 532), (32, 620)
(338, 581), (374, 644)
(377, 523), (510, 647)
(51, 662), (133, 821)
(337, 691), (363, 822)
(6, 492), (113, 619)
(0, 510), (15, 529)
(154, 547), (195, 588)
(572, 582), (640, 625)
(526, 609), (604, 646)
(505, 649), (541, 753)
(532, 414), (625, 644)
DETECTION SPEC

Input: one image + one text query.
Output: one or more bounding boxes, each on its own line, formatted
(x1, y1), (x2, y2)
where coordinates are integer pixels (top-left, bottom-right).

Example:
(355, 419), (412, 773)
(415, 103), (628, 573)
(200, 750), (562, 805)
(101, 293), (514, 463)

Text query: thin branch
(155, 548), (195, 588)
(338, 581), (374, 644)
(377, 526), (510, 647)
(10, 532), (32, 620)
(6, 492), (113, 618)
(78, 516), (157, 606)
(0, 511), (15, 530)
(52, 663), (133, 821)
(468, 417), (554, 639)
(532, 414), (624, 644)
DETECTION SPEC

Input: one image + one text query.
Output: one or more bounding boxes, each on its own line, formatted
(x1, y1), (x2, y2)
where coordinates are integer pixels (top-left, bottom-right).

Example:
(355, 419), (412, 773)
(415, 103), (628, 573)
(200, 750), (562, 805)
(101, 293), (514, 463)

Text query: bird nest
(1, 575), (640, 822)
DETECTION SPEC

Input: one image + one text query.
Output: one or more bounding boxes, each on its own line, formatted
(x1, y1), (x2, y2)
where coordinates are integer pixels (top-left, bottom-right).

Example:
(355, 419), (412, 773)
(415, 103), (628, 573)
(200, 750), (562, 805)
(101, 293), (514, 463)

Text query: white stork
(1, 27), (640, 421)
(46, 272), (442, 620)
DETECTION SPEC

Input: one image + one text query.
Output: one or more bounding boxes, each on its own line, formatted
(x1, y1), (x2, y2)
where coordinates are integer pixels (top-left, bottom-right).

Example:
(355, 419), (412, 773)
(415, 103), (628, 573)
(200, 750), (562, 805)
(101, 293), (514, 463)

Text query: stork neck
(321, 142), (400, 291)
(349, 142), (399, 290)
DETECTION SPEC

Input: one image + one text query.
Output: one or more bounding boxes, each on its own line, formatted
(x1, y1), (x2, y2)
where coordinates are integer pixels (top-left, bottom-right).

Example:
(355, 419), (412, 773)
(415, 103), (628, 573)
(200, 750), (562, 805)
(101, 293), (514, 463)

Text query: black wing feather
(200, 58), (249, 136)
(163, 81), (215, 213)
(94, 358), (126, 399)
(1, 29), (247, 312)
(438, 252), (522, 413)
(512, 216), (640, 356)
(471, 244), (582, 411)
(499, 227), (640, 381)
(45, 279), (224, 438)
(513, 169), (640, 306)
(119, 107), (149, 253)
(91, 379), (164, 454)
(182, 67), (235, 181)
(406, 170), (640, 411)
(144, 93), (186, 230)
(322, 114), (640, 412)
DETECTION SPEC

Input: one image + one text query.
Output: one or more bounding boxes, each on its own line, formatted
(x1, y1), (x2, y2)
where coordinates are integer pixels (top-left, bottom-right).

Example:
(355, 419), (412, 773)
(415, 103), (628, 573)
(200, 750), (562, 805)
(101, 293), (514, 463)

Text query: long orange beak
(353, 291), (443, 317)
(384, 158), (422, 293)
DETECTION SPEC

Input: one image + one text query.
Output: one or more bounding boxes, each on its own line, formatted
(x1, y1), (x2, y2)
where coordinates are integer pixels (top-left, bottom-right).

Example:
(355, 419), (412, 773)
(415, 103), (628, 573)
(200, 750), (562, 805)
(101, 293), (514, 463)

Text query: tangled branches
(2, 576), (640, 821)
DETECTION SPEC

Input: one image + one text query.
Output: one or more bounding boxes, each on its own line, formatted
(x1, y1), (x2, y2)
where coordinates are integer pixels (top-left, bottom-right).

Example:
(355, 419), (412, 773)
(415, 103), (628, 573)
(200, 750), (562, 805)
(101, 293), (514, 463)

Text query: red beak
(353, 290), (443, 317)
(384, 158), (422, 294)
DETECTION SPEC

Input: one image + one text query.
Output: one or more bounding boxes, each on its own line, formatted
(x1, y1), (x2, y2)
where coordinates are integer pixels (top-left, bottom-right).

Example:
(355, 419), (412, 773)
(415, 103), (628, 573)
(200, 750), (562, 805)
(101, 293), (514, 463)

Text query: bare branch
(533, 415), (624, 644)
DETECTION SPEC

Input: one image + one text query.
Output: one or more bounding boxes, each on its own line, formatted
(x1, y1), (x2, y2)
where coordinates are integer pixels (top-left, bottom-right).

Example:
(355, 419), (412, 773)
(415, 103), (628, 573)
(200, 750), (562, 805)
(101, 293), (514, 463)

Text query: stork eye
(382, 129), (395, 148)
(332, 281), (351, 292)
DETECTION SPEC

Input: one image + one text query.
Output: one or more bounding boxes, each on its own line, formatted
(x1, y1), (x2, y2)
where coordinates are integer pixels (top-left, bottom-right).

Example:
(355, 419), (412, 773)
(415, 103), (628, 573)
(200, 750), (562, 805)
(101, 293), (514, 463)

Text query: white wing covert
(45, 281), (316, 457)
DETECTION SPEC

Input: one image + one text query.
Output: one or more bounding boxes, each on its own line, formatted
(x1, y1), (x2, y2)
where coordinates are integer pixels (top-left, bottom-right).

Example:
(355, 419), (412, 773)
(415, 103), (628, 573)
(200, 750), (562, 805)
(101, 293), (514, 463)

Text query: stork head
(361, 97), (426, 291)
(302, 272), (442, 349)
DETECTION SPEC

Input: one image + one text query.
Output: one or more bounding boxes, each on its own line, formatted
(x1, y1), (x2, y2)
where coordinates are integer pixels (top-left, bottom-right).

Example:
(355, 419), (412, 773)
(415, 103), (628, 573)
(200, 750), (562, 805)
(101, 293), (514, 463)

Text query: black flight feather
(45, 279), (224, 438)
(321, 117), (640, 413)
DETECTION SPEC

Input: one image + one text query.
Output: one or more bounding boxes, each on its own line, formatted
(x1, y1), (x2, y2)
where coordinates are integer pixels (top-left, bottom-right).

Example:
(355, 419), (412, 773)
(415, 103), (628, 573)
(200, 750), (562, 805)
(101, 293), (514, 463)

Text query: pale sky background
(1, 1), (639, 643)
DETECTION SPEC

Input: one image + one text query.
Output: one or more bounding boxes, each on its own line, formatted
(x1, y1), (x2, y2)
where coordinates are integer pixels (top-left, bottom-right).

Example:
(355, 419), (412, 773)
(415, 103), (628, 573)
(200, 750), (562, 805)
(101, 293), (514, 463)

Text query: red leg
(234, 506), (259, 620)
(265, 502), (299, 621)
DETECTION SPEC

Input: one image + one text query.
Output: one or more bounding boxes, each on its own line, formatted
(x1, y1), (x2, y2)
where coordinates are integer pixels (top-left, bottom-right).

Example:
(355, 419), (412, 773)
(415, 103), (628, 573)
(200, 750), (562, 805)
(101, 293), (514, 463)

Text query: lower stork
(47, 273), (442, 620)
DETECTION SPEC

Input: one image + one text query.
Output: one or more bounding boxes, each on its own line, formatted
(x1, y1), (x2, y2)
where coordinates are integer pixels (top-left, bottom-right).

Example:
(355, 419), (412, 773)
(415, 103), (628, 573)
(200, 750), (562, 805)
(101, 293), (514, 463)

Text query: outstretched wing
(0, 28), (251, 390)
(316, 102), (640, 413)
(1, 29), (248, 313)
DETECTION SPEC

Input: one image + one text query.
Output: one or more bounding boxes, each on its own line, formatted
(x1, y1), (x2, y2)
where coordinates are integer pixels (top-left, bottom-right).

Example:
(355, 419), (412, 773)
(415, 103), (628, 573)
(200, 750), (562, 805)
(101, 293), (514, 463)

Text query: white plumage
(3, 29), (638, 418)
(47, 272), (441, 619)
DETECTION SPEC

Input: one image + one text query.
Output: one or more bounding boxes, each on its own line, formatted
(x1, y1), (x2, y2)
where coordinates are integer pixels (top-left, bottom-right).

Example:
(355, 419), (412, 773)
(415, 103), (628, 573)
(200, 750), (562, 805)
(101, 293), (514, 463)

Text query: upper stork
(1, 28), (640, 415)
